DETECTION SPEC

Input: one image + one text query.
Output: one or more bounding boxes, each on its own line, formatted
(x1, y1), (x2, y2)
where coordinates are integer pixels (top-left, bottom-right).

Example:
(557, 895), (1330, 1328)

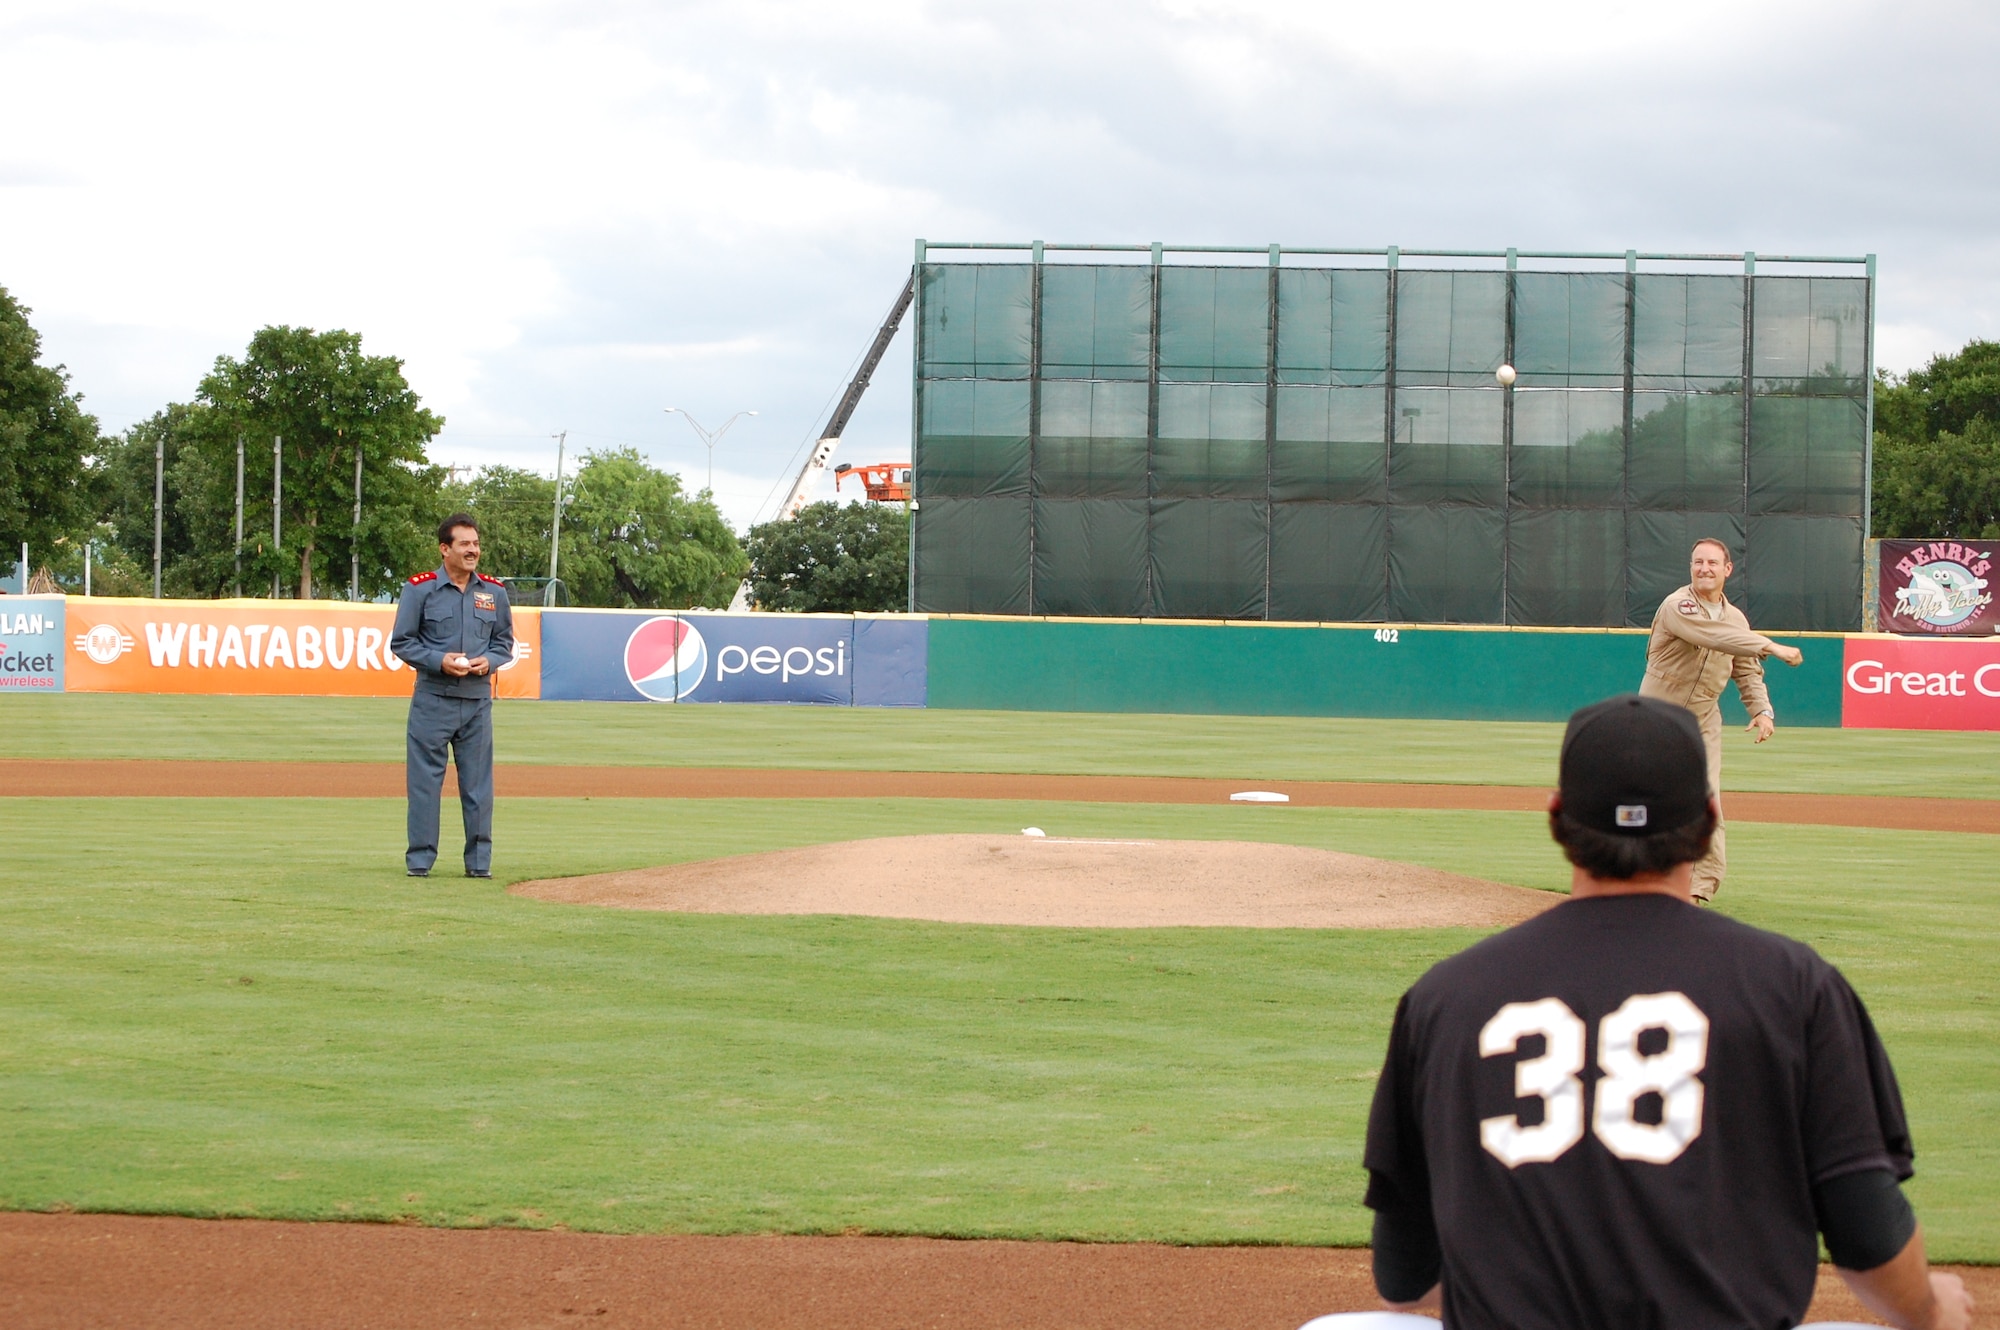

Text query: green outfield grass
(0, 793), (1993, 1258)
(7, 693), (2000, 796)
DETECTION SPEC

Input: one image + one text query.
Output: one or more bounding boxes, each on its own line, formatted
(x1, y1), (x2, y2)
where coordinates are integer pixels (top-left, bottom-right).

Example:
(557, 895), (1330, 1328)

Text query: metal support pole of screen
(908, 240), (924, 612)
(1028, 240), (1044, 614)
(1861, 253), (1877, 626)
(1502, 248), (1516, 624)
(1383, 246), (1399, 619)
(1741, 256), (1754, 595)
(1621, 251), (1638, 625)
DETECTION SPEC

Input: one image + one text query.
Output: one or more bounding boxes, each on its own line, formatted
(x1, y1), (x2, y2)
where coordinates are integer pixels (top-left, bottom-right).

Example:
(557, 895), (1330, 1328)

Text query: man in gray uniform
(391, 513), (513, 878)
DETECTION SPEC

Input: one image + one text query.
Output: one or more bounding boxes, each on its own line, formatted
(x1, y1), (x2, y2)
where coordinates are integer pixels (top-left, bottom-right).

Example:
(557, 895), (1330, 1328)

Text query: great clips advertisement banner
(540, 610), (927, 706)
(1877, 538), (1994, 636)
(1841, 636), (2000, 730)
(62, 598), (541, 698)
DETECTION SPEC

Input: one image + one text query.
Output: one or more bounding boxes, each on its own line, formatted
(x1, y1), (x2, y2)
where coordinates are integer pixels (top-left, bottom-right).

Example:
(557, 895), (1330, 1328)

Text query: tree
(0, 285), (101, 568)
(436, 466), (558, 580)
(1872, 418), (2000, 541)
(175, 326), (447, 598)
(1873, 340), (2000, 539)
(745, 500), (909, 612)
(554, 449), (746, 608)
(95, 406), (203, 593)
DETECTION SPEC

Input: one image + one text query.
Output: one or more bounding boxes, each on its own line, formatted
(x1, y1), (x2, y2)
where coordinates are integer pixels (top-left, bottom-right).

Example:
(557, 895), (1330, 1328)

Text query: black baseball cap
(1559, 695), (1708, 836)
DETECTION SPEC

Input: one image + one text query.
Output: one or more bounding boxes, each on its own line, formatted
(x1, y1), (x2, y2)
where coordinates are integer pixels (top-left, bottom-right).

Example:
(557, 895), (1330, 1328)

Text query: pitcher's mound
(510, 834), (1557, 929)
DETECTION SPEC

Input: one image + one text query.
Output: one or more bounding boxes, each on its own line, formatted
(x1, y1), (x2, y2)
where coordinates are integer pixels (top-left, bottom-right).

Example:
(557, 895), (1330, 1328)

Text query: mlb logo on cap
(1616, 805), (1649, 828)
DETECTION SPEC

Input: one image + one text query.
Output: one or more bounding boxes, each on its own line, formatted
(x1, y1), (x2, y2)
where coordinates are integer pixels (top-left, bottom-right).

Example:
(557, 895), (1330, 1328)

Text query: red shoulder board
(408, 571), (437, 585)
(477, 573), (504, 585)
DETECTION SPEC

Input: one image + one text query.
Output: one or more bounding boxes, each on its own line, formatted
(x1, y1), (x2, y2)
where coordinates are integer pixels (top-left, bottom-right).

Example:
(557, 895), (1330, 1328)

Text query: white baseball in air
(1496, 364), (1518, 387)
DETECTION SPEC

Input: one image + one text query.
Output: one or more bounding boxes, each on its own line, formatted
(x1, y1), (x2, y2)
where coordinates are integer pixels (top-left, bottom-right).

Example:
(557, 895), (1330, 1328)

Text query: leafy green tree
(745, 500), (909, 612)
(436, 466), (558, 580)
(0, 284), (102, 569)
(1873, 341), (2000, 538)
(95, 406), (203, 593)
(171, 326), (446, 598)
(1872, 418), (2000, 541)
(555, 449), (746, 608)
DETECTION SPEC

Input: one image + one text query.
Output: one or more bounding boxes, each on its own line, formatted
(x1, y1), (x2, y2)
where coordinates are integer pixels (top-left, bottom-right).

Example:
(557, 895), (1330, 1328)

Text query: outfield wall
(12, 596), (2000, 730)
(926, 617), (1843, 726)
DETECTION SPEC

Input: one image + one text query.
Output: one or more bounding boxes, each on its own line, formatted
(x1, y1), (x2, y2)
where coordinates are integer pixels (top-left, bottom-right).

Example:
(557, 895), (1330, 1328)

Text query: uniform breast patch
(473, 590), (497, 611)
(1676, 598), (1699, 616)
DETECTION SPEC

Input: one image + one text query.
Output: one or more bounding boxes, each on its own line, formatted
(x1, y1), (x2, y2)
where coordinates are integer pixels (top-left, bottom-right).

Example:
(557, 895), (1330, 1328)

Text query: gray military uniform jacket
(390, 568), (515, 698)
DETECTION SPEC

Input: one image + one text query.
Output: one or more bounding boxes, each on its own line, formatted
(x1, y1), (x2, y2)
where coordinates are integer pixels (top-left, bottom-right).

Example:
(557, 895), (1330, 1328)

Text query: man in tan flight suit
(1637, 538), (1804, 902)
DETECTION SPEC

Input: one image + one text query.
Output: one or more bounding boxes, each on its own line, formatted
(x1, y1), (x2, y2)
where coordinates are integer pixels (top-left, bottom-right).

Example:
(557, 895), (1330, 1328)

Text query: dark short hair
(1691, 537), (1733, 561)
(1550, 804), (1716, 880)
(437, 513), (480, 546)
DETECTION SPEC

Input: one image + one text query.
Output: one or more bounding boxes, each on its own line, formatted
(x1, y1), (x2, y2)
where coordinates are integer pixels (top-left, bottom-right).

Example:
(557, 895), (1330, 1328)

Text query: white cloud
(3, 0), (1997, 531)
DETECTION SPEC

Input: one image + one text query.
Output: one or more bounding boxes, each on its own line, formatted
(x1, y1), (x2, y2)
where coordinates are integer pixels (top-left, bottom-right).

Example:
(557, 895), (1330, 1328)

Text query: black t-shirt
(1363, 894), (1912, 1330)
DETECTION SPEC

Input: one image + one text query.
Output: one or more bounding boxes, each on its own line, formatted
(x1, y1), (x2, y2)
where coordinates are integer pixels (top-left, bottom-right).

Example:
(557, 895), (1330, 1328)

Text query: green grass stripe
(0, 796), (1992, 1257)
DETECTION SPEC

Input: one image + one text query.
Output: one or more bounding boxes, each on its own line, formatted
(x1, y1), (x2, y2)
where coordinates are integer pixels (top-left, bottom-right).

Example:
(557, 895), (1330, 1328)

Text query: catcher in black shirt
(1363, 695), (1972, 1330)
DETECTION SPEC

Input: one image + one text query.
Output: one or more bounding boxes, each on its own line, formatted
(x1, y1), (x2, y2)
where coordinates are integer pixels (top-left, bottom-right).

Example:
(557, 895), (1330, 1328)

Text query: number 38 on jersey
(1478, 992), (1710, 1168)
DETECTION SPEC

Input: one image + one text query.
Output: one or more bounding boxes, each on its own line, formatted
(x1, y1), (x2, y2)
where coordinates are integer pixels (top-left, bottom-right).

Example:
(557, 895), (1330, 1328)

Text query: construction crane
(774, 270), (915, 521)
(729, 270), (916, 611)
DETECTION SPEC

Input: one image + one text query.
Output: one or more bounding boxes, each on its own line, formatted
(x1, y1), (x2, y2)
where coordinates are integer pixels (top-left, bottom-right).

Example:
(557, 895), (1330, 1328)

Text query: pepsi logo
(624, 616), (706, 701)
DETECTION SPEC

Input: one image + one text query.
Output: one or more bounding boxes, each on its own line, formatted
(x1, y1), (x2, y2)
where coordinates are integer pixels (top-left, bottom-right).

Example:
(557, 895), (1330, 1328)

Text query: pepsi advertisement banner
(540, 610), (926, 706)
(1, 596), (65, 692)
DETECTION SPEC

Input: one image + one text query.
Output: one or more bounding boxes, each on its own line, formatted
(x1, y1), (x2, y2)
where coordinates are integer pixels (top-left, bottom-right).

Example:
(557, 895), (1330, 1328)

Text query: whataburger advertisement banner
(62, 597), (541, 698)
(540, 609), (927, 705)
(1842, 636), (2000, 731)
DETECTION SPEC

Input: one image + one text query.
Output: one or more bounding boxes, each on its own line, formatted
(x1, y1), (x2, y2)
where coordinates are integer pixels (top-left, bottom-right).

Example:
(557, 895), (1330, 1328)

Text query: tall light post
(663, 407), (756, 496)
(548, 430), (567, 603)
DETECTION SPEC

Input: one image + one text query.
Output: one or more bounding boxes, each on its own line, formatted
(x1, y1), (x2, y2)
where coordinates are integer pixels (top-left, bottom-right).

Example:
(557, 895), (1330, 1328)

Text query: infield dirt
(6, 759), (1995, 835)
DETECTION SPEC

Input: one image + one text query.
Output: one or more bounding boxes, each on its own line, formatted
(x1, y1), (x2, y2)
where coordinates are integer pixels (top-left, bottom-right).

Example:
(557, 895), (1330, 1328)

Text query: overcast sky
(5, 0), (1996, 529)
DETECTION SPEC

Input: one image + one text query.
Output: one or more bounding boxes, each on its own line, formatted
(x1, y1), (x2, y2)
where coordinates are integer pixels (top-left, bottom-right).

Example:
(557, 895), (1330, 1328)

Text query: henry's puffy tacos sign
(64, 598), (539, 697)
(1878, 539), (1994, 636)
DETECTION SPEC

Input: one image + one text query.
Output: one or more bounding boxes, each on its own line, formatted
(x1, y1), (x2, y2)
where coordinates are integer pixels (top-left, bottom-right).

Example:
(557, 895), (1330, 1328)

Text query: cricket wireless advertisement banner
(60, 598), (541, 698)
(1877, 538), (1994, 636)
(538, 610), (928, 706)
(0, 596), (66, 692)
(1841, 636), (2000, 731)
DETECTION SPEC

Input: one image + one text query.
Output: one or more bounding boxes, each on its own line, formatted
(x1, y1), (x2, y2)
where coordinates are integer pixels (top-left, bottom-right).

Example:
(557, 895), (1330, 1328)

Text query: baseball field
(2, 694), (1996, 1324)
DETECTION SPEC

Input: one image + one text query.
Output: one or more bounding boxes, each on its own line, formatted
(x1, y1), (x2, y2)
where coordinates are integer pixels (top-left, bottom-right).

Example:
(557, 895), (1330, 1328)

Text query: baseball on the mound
(1496, 364), (1518, 387)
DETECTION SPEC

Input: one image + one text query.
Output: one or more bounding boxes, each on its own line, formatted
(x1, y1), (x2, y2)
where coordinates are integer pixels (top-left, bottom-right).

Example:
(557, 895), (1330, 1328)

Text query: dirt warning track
(4, 759), (1996, 834)
(7, 1213), (1993, 1330)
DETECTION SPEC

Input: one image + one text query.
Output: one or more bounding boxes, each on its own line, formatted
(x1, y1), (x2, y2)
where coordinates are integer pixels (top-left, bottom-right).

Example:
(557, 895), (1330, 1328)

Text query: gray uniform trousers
(406, 690), (495, 874)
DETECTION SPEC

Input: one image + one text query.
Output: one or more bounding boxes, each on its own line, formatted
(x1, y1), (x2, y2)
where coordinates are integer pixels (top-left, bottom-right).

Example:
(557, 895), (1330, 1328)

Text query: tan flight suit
(1636, 585), (1778, 902)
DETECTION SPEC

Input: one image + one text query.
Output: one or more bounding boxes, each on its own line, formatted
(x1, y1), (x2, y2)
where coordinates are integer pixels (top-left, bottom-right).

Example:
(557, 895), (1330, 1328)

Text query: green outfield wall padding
(926, 617), (1843, 725)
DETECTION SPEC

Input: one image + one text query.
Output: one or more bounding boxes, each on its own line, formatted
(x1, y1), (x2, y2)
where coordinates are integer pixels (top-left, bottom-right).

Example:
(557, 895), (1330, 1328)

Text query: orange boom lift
(833, 462), (911, 503)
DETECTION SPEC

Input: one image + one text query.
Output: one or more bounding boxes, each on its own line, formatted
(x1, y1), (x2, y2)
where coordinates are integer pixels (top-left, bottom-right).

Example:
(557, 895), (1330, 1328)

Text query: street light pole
(350, 434), (363, 601)
(548, 430), (567, 601)
(234, 434), (245, 597)
(663, 407), (757, 496)
(272, 434), (283, 599)
(152, 430), (164, 598)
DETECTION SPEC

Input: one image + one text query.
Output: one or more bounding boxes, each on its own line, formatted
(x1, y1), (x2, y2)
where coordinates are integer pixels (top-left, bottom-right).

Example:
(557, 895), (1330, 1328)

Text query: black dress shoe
(465, 870), (492, 879)
(407, 868), (430, 878)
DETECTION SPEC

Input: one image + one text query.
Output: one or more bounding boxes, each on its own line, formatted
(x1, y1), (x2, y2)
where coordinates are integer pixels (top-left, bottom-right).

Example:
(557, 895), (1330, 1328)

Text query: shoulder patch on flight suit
(477, 573), (504, 585)
(408, 571), (437, 585)
(1676, 598), (1700, 616)
(473, 590), (497, 611)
